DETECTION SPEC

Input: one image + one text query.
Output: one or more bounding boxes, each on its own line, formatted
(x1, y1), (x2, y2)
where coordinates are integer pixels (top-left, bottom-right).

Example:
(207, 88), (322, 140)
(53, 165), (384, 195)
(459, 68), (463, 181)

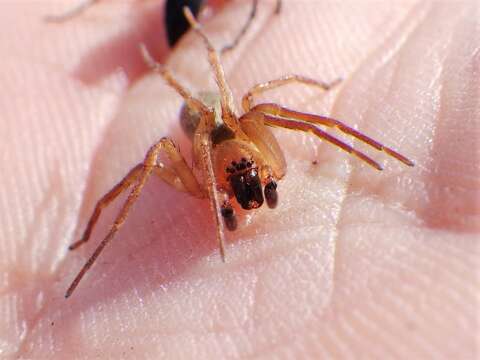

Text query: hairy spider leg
(69, 164), (142, 251)
(238, 111), (287, 179)
(255, 104), (415, 167)
(198, 129), (228, 261)
(241, 75), (414, 167)
(262, 114), (384, 170)
(69, 159), (201, 252)
(140, 44), (210, 115)
(242, 74), (342, 112)
(221, 0), (258, 53)
(141, 43), (230, 261)
(183, 7), (247, 138)
(219, 0), (283, 54)
(65, 138), (203, 298)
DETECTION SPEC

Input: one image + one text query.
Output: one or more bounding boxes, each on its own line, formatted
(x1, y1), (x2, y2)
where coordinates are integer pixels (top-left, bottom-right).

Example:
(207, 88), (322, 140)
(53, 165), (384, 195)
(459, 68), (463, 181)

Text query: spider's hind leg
(70, 139), (204, 252)
(65, 137), (203, 298)
(69, 163), (143, 251)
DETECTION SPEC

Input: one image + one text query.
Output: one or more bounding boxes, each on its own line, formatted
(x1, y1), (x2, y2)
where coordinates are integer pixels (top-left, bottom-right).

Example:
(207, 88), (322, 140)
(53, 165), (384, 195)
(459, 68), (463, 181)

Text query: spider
(45, 0), (281, 53)
(64, 7), (414, 298)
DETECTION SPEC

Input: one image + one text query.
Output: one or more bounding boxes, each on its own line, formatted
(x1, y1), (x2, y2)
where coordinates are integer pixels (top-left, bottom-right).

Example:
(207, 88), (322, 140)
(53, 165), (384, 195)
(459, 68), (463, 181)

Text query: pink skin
(1, 0), (478, 358)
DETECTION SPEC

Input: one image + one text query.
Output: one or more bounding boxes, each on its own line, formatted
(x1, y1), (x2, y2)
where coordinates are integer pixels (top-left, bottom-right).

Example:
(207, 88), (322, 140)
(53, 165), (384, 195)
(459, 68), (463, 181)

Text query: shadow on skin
(72, 1), (168, 85)
(421, 16), (480, 233)
(55, 125), (227, 342)
(331, 1), (479, 234)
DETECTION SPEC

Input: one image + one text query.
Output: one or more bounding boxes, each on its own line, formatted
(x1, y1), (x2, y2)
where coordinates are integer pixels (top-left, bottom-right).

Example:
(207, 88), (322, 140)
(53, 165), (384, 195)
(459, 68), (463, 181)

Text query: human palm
(1, 1), (478, 358)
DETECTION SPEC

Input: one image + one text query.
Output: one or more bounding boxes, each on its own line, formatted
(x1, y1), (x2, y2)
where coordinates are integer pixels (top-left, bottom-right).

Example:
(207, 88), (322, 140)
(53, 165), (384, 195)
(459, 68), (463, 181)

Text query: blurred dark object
(165, 0), (204, 47)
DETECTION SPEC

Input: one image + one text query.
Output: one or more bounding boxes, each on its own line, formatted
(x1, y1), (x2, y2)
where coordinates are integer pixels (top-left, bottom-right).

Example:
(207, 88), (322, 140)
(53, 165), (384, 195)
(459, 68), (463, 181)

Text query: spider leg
(183, 7), (249, 139)
(141, 41), (229, 260)
(197, 129), (228, 261)
(262, 114), (384, 170)
(239, 111), (286, 179)
(44, 0), (100, 22)
(70, 150), (204, 252)
(221, 0), (282, 54)
(140, 44), (211, 117)
(221, 0), (258, 54)
(220, 0), (260, 55)
(69, 164), (143, 251)
(65, 137), (203, 298)
(242, 75), (342, 112)
(182, 7), (234, 112)
(253, 104), (414, 166)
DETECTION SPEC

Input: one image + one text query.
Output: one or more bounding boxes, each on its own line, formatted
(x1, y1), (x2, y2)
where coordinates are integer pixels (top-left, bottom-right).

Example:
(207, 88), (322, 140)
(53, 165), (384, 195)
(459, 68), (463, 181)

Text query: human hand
(1, 1), (478, 358)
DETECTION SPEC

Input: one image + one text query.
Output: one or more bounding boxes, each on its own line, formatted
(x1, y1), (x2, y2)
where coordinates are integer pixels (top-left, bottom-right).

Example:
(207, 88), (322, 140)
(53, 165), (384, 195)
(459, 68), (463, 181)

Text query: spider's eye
(264, 180), (278, 209)
(229, 168), (264, 210)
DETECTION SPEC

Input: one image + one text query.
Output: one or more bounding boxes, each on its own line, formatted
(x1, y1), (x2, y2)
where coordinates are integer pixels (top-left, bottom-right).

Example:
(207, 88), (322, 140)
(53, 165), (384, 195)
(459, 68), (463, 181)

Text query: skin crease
(0, 0), (479, 358)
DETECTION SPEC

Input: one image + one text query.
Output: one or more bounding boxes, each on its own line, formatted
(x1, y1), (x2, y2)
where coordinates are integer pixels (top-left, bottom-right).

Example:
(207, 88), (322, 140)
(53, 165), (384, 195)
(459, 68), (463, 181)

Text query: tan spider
(65, 7), (414, 298)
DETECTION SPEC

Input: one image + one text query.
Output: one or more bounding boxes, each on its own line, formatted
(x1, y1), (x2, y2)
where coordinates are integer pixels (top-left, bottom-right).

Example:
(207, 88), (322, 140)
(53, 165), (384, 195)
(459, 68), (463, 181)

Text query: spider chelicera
(64, 7), (414, 298)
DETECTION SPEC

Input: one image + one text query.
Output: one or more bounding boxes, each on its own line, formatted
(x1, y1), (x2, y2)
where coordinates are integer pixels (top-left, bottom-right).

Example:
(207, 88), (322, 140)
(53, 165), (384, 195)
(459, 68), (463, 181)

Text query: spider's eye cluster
(225, 157), (254, 174)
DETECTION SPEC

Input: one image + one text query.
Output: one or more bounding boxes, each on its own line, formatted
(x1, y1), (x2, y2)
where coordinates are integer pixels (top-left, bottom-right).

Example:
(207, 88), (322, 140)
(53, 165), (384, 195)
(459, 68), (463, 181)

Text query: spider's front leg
(241, 74), (342, 113)
(241, 74), (414, 168)
(65, 137), (203, 298)
(141, 41), (233, 261)
(254, 103), (415, 168)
